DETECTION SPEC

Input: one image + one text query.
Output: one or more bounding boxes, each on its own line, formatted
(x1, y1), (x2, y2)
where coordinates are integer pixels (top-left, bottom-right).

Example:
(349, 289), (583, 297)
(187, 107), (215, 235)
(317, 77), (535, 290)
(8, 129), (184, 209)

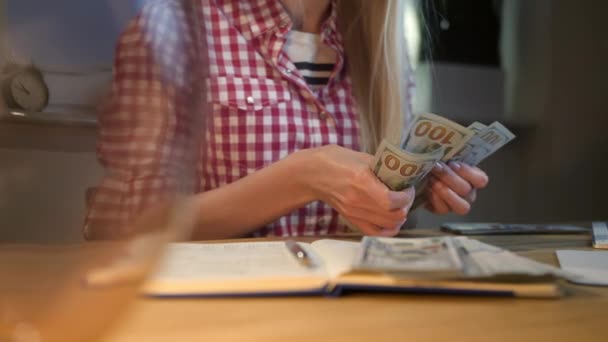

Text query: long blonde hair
(337, 0), (408, 153)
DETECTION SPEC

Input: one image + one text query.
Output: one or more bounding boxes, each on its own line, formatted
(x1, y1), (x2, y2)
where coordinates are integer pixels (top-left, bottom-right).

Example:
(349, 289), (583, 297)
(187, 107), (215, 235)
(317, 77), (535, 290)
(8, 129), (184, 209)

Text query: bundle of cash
(355, 236), (463, 277)
(371, 139), (443, 191)
(354, 236), (570, 279)
(371, 112), (516, 201)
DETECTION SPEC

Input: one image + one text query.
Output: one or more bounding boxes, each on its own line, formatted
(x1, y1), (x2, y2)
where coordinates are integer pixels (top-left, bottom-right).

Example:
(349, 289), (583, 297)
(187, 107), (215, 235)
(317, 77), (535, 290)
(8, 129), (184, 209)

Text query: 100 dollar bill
(452, 122), (515, 166)
(371, 139), (443, 191)
(410, 120), (516, 211)
(368, 114), (516, 221)
(403, 113), (475, 161)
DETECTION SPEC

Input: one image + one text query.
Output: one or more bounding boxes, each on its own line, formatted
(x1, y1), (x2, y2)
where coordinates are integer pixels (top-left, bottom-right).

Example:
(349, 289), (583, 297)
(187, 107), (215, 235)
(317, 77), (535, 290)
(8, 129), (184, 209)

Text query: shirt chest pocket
(207, 75), (292, 111)
(205, 76), (293, 175)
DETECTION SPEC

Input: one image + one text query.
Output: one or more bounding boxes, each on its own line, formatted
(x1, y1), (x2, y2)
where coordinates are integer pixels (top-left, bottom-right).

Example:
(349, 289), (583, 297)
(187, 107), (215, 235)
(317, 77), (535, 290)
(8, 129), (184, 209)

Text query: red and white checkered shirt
(85, 0), (413, 238)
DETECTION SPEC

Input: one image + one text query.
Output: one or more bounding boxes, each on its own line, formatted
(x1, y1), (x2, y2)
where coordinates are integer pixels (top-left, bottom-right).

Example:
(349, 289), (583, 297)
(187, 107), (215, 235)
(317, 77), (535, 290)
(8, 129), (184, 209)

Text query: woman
(85, 0), (488, 239)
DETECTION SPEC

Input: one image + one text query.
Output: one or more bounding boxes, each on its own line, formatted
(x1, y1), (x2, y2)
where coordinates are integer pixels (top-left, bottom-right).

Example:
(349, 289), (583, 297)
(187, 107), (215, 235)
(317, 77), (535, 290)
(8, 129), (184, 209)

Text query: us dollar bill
(448, 122), (488, 161)
(354, 236), (463, 277)
(403, 113), (475, 161)
(452, 121), (516, 166)
(369, 113), (516, 219)
(403, 114), (475, 209)
(371, 139), (443, 191)
(468, 121), (488, 133)
(409, 120), (515, 211)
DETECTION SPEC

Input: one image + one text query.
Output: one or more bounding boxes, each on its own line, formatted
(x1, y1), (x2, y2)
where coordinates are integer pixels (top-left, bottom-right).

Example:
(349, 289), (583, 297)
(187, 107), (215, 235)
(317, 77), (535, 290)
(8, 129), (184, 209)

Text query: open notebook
(143, 236), (571, 298)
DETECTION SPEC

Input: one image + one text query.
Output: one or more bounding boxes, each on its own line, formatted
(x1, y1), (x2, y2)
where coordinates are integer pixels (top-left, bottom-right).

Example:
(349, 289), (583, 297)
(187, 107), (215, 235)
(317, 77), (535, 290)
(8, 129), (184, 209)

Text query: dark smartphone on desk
(440, 222), (589, 235)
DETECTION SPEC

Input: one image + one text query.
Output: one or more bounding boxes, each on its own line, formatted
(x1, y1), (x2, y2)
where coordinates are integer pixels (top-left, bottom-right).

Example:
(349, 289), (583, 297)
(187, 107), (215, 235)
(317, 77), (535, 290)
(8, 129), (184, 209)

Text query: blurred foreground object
(0, 198), (200, 341)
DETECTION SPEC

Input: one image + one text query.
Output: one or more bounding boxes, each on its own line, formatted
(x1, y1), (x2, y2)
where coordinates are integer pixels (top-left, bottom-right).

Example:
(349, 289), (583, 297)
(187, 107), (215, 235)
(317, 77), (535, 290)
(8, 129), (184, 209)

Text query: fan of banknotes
(371, 112), (516, 194)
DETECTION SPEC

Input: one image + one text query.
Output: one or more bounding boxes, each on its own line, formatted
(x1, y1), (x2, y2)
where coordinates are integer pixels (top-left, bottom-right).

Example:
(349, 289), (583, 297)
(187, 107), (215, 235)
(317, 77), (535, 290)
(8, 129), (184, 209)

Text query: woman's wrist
(287, 147), (328, 203)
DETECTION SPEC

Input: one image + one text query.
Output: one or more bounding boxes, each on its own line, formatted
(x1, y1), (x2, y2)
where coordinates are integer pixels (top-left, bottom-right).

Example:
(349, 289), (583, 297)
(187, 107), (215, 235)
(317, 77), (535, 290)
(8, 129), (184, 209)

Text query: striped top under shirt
(284, 30), (337, 91)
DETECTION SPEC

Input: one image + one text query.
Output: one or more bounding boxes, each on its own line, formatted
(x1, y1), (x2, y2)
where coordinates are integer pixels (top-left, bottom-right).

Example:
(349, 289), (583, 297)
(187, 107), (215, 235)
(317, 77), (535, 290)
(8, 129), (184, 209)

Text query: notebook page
(556, 250), (608, 286)
(150, 242), (328, 282)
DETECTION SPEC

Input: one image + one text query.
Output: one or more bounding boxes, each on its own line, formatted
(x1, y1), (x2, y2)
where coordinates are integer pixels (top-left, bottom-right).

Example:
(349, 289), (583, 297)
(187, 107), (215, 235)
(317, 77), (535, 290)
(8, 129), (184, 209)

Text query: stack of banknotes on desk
(371, 113), (516, 201)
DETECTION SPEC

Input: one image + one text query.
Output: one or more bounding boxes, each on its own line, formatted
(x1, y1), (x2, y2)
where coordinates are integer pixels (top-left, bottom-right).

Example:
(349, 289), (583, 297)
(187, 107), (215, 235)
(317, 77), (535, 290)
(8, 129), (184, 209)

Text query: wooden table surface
(2, 230), (606, 342)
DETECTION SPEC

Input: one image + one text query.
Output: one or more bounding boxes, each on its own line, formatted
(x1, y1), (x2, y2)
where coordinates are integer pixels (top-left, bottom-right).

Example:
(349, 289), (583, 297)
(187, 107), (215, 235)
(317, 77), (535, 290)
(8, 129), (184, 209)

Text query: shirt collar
(216, 0), (340, 41)
(320, 0), (339, 38)
(319, 0), (343, 54)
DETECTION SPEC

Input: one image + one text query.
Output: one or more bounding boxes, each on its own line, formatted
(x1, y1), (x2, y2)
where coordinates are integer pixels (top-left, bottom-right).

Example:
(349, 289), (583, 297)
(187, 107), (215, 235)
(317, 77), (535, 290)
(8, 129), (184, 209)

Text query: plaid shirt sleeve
(84, 1), (201, 239)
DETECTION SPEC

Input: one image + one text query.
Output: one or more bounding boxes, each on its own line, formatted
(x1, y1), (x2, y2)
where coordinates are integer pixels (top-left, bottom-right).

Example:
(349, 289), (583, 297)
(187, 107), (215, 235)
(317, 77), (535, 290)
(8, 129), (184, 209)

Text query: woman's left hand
(425, 161), (489, 215)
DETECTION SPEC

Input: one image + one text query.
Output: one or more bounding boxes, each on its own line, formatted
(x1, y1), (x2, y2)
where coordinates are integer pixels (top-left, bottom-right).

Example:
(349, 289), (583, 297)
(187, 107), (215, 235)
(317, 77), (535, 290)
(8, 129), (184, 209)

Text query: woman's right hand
(300, 144), (415, 236)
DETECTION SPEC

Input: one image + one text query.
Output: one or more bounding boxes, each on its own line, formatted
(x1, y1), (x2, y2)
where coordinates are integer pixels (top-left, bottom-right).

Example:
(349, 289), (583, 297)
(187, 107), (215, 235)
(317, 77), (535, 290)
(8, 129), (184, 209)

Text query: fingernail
(433, 162), (444, 172)
(449, 161), (461, 170)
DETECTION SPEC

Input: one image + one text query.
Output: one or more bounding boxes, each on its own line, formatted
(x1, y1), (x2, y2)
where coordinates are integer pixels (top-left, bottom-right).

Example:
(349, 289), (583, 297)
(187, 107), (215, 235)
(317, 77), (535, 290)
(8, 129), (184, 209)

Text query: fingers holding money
(341, 187), (414, 235)
(345, 206), (408, 230)
(428, 177), (471, 215)
(425, 185), (451, 215)
(313, 145), (416, 235)
(427, 161), (488, 216)
(387, 187), (416, 210)
(425, 165), (481, 215)
(448, 162), (489, 190)
(347, 217), (402, 237)
(430, 162), (473, 197)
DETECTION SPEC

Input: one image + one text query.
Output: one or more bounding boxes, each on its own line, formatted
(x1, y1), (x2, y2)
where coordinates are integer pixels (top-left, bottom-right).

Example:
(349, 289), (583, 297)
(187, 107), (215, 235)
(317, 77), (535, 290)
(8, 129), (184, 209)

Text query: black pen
(454, 241), (483, 276)
(285, 240), (314, 268)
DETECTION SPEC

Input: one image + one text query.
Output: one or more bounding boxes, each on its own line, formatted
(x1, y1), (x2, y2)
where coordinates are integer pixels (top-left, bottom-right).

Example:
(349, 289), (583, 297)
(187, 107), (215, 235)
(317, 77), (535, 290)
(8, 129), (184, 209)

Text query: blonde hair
(337, 0), (408, 153)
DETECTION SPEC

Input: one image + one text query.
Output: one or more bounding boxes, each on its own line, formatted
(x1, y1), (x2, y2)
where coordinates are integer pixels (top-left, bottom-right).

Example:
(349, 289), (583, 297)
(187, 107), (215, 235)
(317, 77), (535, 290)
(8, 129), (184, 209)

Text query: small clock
(1, 66), (49, 112)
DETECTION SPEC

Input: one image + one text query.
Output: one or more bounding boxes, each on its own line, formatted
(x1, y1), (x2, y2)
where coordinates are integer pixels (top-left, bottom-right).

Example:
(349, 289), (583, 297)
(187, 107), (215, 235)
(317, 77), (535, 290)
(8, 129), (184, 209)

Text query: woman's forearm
(190, 150), (317, 239)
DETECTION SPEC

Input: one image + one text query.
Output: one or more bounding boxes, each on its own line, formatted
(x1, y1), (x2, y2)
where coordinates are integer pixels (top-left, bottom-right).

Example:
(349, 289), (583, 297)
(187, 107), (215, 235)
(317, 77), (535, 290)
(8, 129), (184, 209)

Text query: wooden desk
(2, 232), (606, 342)
(102, 232), (606, 342)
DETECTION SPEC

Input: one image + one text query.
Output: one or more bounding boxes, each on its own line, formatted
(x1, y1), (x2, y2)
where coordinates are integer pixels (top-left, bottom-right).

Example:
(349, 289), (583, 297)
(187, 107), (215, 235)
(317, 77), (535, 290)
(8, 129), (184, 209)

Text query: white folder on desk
(556, 250), (608, 286)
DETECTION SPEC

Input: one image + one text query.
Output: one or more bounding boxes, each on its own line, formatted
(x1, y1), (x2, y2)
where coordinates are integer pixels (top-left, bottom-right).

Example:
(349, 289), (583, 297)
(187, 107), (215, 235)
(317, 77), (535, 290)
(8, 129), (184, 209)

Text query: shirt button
(319, 111), (328, 120)
(246, 96), (255, 105)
